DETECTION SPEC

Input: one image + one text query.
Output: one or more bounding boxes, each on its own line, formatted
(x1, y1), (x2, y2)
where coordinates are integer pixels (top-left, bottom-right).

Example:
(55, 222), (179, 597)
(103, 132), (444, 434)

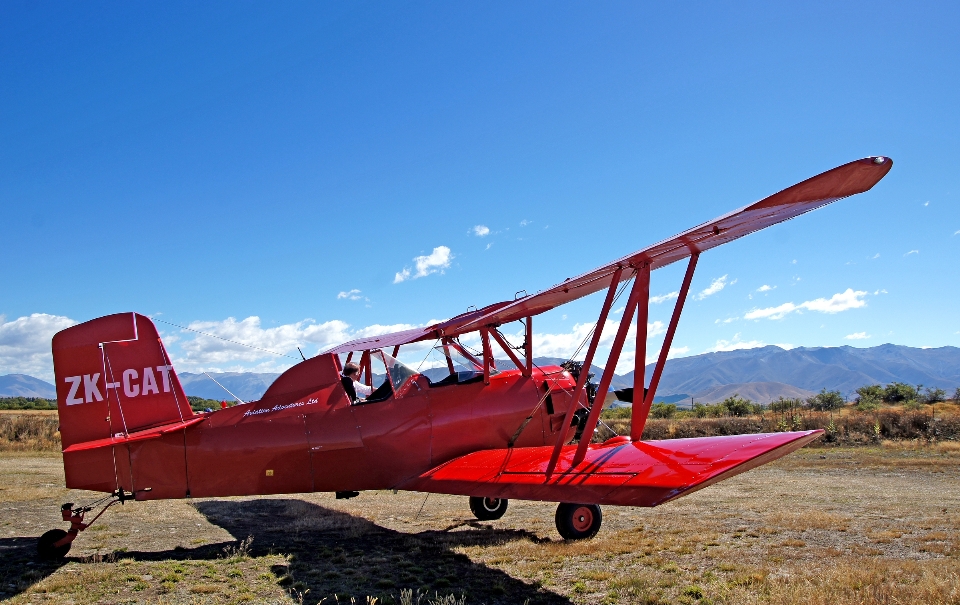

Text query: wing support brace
(546, 266), (624, 477)
(563, 250), (699, 469)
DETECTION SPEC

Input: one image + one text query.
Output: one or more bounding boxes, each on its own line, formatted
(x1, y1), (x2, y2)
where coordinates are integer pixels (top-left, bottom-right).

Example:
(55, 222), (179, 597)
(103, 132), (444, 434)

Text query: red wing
(398, 431), (822, 507)
(324, 157), (891, 354)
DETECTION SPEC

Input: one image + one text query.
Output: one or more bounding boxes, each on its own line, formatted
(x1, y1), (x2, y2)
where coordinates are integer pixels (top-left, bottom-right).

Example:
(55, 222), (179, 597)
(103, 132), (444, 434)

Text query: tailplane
(52, 313), (193, 494)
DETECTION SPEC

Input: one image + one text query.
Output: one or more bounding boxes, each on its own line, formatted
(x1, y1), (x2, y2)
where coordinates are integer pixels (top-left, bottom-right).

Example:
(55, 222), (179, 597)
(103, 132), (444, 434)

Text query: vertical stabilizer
(52, 313), (193, 449)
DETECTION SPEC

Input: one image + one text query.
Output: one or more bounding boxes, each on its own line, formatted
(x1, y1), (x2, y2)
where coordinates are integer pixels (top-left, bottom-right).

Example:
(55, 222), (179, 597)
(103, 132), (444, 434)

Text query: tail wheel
(469, 496), (508, 521)
(37, 529), (71, 560)
(555, 503), (602, 540)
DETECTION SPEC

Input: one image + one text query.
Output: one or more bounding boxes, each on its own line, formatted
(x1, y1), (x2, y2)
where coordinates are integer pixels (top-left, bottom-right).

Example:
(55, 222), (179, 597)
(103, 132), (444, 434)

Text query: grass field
(1, 443), (959, 604)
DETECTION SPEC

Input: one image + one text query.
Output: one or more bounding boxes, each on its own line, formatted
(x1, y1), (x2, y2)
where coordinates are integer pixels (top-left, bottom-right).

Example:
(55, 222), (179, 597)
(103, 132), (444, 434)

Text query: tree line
(602, 382), (959, 421)
(0, 396), (224, 412)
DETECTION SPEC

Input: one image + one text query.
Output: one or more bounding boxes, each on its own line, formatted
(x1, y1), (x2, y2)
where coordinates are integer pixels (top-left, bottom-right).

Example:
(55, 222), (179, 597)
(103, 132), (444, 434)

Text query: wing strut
(571, 263), (650, 466)
(571, 250), (699, 458)
(631, 263), (651, 440)
(545, 266), (625, 477)
(637, 252), (699, 436)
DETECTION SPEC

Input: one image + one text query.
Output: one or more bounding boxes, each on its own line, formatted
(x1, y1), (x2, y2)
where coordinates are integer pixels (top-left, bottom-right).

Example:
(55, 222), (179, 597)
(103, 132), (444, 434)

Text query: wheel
(37, 529), (71, 560)
(555, 503), (602, 540)
(469, 496), (508, 521)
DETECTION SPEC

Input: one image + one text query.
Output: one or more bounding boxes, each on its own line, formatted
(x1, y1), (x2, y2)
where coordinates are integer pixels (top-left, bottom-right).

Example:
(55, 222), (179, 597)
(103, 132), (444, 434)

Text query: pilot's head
(343, 362), (361, 377)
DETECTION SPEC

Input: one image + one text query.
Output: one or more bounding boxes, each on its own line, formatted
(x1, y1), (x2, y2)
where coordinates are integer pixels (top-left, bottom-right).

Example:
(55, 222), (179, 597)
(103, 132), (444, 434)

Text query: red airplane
(41, 157), (892, 558)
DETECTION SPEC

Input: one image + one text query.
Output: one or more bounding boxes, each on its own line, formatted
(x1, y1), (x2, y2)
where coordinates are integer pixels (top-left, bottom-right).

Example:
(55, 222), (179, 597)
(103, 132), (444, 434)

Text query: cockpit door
(347, 350), (433, 488)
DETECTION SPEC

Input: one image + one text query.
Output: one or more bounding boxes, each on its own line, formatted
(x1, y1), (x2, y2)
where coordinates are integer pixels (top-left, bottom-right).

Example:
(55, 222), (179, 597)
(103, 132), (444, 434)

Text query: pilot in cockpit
(341, 362), (373, 403)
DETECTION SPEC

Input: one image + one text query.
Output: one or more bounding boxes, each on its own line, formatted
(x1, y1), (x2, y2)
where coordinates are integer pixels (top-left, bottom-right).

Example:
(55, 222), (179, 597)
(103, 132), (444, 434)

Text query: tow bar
(37, 487), (151, 559)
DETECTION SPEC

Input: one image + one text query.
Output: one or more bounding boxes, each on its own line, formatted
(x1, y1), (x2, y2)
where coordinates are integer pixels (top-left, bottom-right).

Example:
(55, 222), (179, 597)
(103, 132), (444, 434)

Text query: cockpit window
(426, 342), (499, 387)
(381, 350), (417, 393)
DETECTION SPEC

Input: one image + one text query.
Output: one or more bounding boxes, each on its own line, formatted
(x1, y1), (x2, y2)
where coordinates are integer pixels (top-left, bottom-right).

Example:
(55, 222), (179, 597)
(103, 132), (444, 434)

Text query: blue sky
(1, 1), (958, 381)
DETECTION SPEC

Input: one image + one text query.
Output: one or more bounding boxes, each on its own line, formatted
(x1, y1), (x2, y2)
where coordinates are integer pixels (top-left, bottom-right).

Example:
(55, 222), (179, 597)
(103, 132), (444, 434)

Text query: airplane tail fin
(52, 312), (193, 451)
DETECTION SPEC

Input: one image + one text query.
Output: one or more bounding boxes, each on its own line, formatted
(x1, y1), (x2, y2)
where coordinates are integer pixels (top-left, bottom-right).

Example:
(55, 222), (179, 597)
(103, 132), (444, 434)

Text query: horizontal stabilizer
(62, 416), (206, 453)
(400, 431), (822, 507)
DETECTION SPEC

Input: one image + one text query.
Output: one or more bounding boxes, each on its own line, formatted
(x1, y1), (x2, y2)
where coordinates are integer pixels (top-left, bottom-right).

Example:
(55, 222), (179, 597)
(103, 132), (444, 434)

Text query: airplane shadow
(0, 499), (573, 604)
(193, 498), (571, 604)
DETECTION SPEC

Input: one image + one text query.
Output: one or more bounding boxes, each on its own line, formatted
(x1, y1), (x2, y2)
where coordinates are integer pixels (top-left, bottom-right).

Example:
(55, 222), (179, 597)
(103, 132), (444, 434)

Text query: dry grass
(0, 412), (60, 451)
(5, 445), (958, 604)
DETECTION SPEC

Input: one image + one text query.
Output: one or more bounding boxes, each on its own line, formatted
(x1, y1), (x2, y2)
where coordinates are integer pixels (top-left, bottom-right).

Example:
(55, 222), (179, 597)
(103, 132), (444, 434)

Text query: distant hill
(4, 344), (956, 404)
(177, 372), (281, 402)
(690, 382), (816, 405)
(619, 344), (960, 399)
(0, 374), (56, 398)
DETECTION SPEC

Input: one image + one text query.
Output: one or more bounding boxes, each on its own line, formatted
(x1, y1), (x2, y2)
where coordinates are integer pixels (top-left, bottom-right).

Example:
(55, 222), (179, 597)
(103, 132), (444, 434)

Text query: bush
(649, 402), (677, 419)
(922, 388), (947, 404)
(692, 402), (726, 418)
(187, 396), (224, 411)
(0, 397), (57, 410)
(856, 384), (883, 402)
(807, 389), (845, 411)
(769, 397), (803, 413)
(883, 382), (918, 403)
(722, 395), (760, 417)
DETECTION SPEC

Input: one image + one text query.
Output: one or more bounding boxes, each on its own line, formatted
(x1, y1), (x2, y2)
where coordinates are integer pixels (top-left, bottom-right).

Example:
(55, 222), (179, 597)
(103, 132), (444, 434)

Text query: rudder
(52, 312), (193, 494)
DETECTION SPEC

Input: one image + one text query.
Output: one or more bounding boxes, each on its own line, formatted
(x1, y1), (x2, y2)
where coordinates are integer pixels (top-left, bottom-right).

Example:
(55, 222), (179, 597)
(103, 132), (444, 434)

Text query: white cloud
(649, 291), (678, 304)
(337, 289), (363, 301)
(801, 289), (869, 313)
(178, 317), (351, 370)
(706, 334), (769, 353)
(0, 313), (78, 380)
(924, 201), (929, 207)
(697, 275), (735, 300)
(484, 243), (493, 251)
(874, 289), (888, 295)
(757, 285), (774, 292)
(471, 225), (490, 237)
(870, 253), (880, 259)
(954, 230), (960, 236)
(845, 332), (870, 340)
(519, 219), (531, 227)
(745, 302), (797, 320)
(714, 317), (738, 324)
(904, 250), (919, 256)
(744, 288), (868, 320)
(394, 246), (452, 283)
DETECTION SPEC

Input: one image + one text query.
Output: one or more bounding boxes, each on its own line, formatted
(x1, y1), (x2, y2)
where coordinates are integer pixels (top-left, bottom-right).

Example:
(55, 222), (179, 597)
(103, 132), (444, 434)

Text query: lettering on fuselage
(63, 365), (175, 405)
(243, 397), (319, 417)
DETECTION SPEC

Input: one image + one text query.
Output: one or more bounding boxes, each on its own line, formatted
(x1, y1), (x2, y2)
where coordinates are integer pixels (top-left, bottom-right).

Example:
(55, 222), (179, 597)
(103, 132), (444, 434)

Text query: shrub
(807, 389), (845, 411)
(922, 388), (947, 404)
(722, 395), (760, 417)
(856, 384), (884, 403)
(769, 397), (804, 413)
(0, 397), (57, 410)
(649, 402), (677, 419)
(883, 382), (918, 403)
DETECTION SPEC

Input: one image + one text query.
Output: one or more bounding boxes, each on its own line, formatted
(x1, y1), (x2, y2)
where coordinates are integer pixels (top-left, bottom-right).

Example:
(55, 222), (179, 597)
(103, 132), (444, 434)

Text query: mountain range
(3, 344), (957, 405)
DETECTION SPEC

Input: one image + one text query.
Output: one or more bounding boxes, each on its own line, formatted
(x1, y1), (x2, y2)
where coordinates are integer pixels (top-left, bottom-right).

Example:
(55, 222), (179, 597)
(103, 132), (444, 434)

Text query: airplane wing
(324, 156), (891, 353)
(398, 430), (822, 506)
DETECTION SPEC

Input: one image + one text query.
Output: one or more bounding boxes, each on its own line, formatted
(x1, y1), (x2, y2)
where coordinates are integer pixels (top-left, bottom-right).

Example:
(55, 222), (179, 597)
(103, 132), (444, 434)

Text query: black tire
(37, 529), (71, 560)
(469, 496), (508, 521)
(555, 503), (602, 540)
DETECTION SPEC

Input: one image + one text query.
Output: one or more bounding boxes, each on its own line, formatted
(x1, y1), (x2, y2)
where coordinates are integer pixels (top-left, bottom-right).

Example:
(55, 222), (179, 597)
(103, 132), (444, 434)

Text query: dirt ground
(1, 444), (959, 604)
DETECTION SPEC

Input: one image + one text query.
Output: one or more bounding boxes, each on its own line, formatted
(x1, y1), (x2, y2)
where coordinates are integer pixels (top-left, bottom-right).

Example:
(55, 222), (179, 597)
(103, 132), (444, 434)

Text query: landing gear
(37, 488), (146, 560)
(469, 496), (508, 521)
(555, 503), (602, 540)
(37, 528), (71, 560)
